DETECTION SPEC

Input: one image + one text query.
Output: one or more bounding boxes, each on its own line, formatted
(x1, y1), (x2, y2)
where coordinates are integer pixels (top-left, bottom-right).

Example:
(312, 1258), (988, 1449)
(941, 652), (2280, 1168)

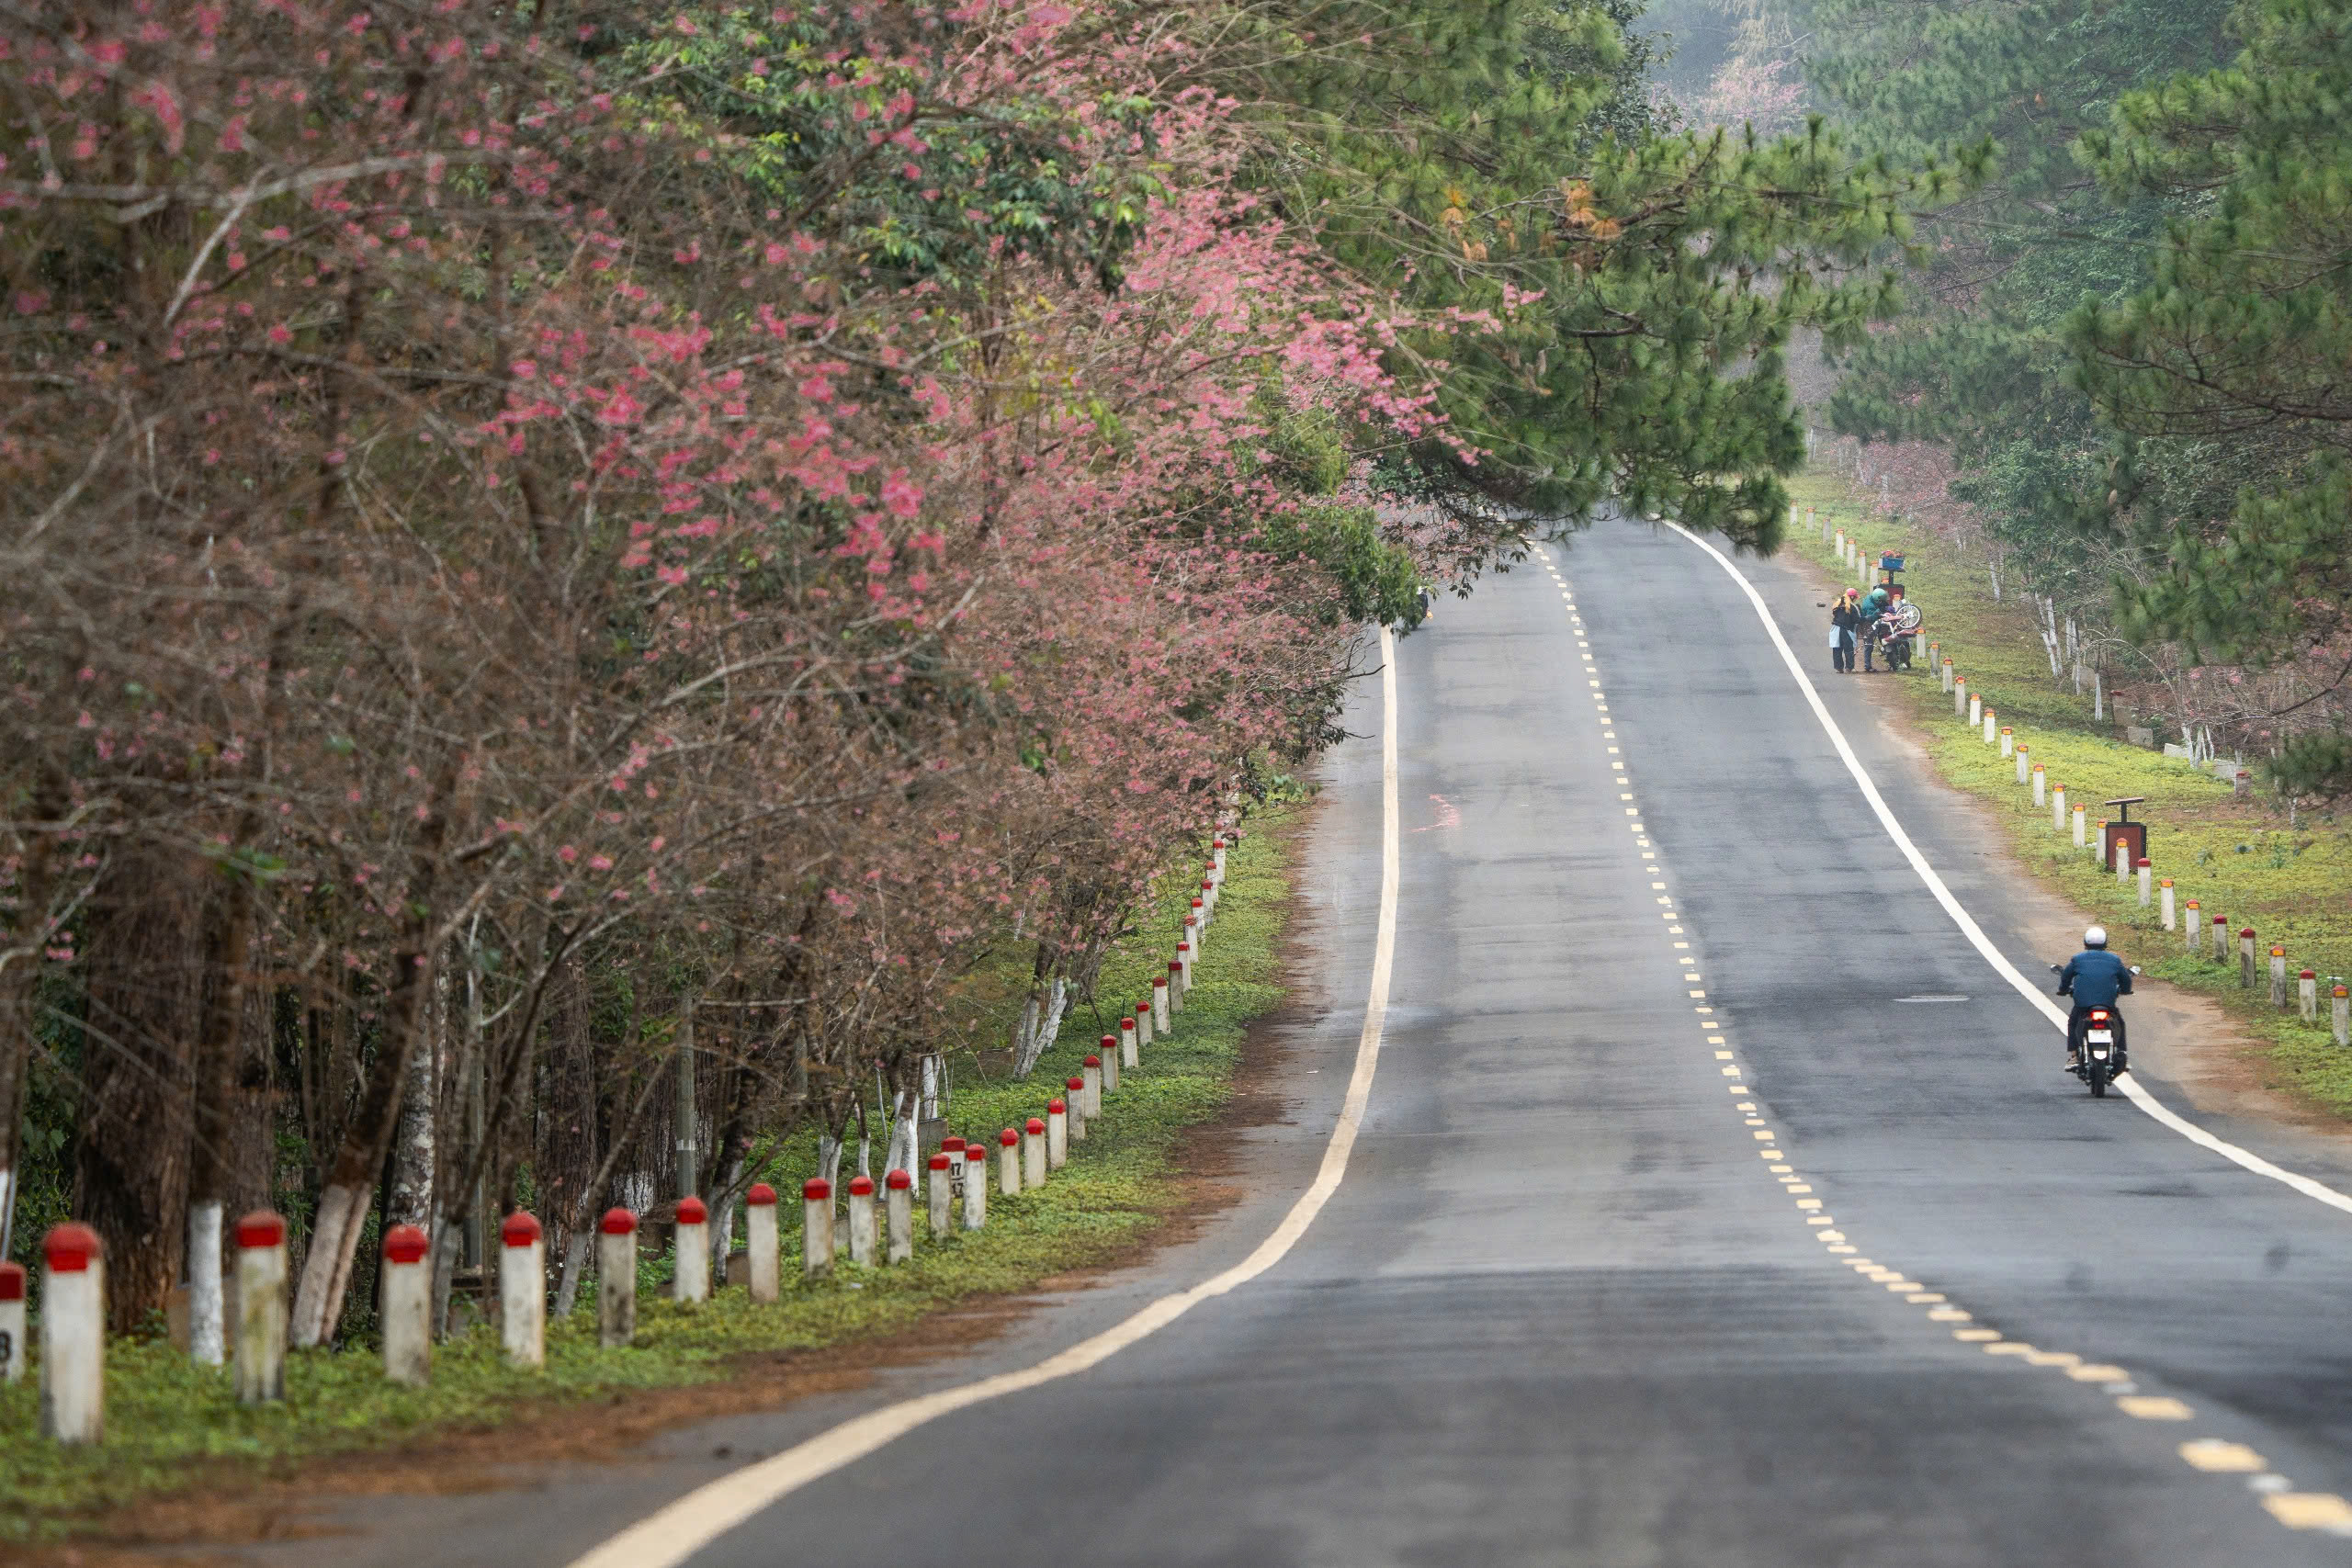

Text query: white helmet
(2084, 926), (2109, 950)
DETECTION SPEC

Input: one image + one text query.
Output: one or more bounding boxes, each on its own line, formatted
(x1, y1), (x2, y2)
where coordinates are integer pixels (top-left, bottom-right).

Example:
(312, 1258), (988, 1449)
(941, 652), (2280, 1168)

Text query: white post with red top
(500, 1211), (545, 1368)
(1213, 837), (1227, 879)
(1104, 1029), (1125, 1091)
(886, 1168), (914, 1260)
(1065, 1077), (1088, 1143)
(802, 1179), (834, 1276)
(999, 1127), (1023, 1196)
(927, 1152), (953, 1236)
(380, 1223), (431, 1388)
(746, 1183), (780, 1301)
(673, 1194), (710, 1303)
(1167, 961), (1185, 1014)
(1047, 1097), (1069, 1168)
(961, 1146), (988, 1231)
(1123, 1012), (1142, 1067)
(40, 1224), (103, 1439)
(234, 1210), (288, 1402)
(1081, 1057), (1103, 1119)
(846, 1175), (876, 1266)
(1188, 903), (1205, 954)
(2301, 970), (2319, 1023)
(1023, 1118), (1046, 1189)
(2137, 858), (2153, 907)
(1177, 941), (1194, 992)
(1153, 975), (1171, 1032)
(0, 1259), (25, 1384)
(598, 1207), (638, 1346)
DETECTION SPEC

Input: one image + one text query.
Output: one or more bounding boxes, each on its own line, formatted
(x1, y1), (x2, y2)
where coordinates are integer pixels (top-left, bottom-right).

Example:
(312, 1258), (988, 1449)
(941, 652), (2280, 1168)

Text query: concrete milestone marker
(929, 1153), (954, 1236)
(962, 1147), (989, 1231)
(846, 1176), (876, 1267)
(886, 1168), (914, 1262)
(1023, 1118), (1047, 1190)
(1000, 1127), (1023, 1197)
(233, 1210), (289, 1403)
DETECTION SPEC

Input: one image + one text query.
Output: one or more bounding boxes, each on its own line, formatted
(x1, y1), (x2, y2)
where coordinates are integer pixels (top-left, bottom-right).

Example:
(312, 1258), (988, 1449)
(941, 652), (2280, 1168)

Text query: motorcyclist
(1857, 581), (1893, 671)
(2055, 925), (2133, 1071)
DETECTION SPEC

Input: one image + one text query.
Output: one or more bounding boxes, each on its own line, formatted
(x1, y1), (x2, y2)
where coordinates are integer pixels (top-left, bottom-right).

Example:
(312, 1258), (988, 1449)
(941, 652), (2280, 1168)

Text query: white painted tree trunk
(187, 1201), (224, 1365)
(551, 1226), (592, 1321)
(288, 1181), (367, 1348)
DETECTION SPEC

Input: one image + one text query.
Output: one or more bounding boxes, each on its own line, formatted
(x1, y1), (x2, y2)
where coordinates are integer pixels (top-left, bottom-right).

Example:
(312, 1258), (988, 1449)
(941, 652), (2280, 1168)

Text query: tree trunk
(0, 766), (70, 1266)
(74, 851), (203, 1337)
(288, 767), (457, 1348)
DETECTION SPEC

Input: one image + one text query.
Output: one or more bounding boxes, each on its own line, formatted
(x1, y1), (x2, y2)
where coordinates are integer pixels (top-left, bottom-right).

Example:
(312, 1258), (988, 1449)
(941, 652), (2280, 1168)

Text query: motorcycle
(1871, 601), (1923, 672)
(2048, 963), (2142, 1098)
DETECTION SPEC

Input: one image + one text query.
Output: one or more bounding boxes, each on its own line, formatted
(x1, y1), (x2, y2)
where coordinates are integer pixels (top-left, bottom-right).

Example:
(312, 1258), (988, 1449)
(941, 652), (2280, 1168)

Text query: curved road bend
(262, 514), (2352, 1567)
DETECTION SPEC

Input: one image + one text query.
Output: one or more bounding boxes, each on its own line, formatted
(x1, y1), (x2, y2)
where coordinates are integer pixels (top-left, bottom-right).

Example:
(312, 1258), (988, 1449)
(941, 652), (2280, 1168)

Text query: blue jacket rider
(2056, 925), (2132, 1066)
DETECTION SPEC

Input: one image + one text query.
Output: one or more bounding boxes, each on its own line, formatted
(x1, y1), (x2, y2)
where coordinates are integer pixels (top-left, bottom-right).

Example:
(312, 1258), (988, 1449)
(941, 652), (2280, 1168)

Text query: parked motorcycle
(2048, 962), (2142, 1098)
(1871, 601), (1923, 672)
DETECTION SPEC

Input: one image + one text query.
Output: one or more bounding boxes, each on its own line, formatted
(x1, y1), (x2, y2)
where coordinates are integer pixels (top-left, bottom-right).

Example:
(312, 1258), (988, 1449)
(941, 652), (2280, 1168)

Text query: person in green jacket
(1857, 581), (1893, 670)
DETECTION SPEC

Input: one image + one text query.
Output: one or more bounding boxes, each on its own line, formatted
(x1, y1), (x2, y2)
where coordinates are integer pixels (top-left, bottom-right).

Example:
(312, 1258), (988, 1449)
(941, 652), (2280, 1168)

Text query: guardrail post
(961, 1147), (988, 1231)
(802, 1179), (833, 1277)
(846, 1176), (876, 1266)
(673, 1195), (709, 1303)
(233, 1211), (288, 1404)
(0, 1261), (23, 1384)
(40, 1224), (104, 1440)
(500, 1212), (545, 1368)
(598, 1208), (638, 1347)
(746, 1183), (779, 1301)
(380, 1224), (430, 1388)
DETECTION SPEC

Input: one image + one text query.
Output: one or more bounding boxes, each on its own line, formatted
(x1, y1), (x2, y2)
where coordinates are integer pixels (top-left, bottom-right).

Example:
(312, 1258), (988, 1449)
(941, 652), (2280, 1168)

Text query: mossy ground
(0, 818), (1296, 1537)
(1783, 472), (2352, 1112)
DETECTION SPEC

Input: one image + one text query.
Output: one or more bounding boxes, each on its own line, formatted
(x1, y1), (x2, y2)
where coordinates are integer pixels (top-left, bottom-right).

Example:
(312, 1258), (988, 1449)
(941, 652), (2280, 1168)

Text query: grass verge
(0, 814), (1297, 1539)
(1781, 471), (2352, 1114)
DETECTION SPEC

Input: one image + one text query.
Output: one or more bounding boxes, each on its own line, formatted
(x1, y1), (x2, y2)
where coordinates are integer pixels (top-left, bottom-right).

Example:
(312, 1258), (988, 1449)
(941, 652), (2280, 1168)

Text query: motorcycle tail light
(2089, 1010), (2110, 1022)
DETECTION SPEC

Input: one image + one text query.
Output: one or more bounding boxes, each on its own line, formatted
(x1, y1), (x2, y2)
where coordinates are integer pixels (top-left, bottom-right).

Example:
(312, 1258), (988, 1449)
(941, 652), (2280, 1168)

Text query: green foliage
(0, 820), (1299, 1539)
(2067, 0), (2352, 795)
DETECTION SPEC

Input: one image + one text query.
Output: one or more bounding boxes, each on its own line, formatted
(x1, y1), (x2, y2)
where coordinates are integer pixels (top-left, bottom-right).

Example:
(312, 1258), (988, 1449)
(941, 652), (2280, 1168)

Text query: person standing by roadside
(1829, 590), (1860, 673)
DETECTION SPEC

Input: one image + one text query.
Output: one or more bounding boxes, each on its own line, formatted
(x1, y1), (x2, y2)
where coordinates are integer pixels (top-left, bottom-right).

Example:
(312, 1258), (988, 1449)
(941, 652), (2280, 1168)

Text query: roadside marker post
(2114, 839), (2130, 884)
(1130, 1005), (1148, 1058)
(673, 1195), (710, 1303)
(598, 1208), (638, 1347)
(2161, 880), (2176, 931)
(1167, 960), (1185, 1014)
(2074, 807), (2086, 848)
(233, 1211), (288, 1404)
(1177, 941), (1194, 991)
(1082, 1056), (1103, 1119)
(1969, 692), (1983, 728)
(1023, 1118), (1047, 1190)
(2052, 784), (2066, 830)
(886, 1169), (914, 1262)
(1047, 1097), (1069, 1169)
(2138, 859), (2153, 908)
(1066, 1077), (1089, 1144)
(2216, 913), (2232, 964)
(2001, 727), (2014, 759)
(802, 1179), (834, 1278)
(2031, 763), (2044, 807)
(2335, 984), (2350, 1048)
(961, 1148), (988, 1232)
(999, 1128), (1023, 1197)
(2185, 899), (2202, 953)
(1153, 976), (1170, 1032)
(2301, 971), (2319, 1024)
(500, 1212), (546, 1369)
(846, 1176), (876, 1267)
(380, 1223), (431, 1389)
(746, 1184), (780, 1301)
(1941, 658), (1953, 694)
(40, 1224), (105, 1441)
(2271, 947), (2290, 1010)
(928, 1154), (954, 1236)
(1954, 675), (1968, 718)
(0, 1260), (23, 1384)
(2241, 929), (2259, 990)
(1103, 1032), (1124, 1093)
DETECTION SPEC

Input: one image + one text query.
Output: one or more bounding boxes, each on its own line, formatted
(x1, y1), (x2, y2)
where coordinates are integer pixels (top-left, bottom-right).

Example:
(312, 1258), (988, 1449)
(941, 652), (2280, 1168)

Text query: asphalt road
(264, 515), (2352, 1567)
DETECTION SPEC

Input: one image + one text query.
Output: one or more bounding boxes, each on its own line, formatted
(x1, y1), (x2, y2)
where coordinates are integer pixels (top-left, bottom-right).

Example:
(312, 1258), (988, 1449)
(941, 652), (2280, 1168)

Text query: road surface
(262, 515), (2352, 1567)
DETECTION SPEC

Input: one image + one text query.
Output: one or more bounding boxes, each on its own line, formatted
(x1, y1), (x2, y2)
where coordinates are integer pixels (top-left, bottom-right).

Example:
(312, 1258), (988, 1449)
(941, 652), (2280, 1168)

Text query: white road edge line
(563, 626), (1404, 1568)
(1660, 520), (2352, 1220)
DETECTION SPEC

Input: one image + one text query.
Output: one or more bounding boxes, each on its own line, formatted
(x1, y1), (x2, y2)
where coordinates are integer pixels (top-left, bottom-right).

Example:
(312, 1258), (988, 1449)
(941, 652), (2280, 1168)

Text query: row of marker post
(2, 826), (1238, 1445)
(1919, 626), (2352, 1048)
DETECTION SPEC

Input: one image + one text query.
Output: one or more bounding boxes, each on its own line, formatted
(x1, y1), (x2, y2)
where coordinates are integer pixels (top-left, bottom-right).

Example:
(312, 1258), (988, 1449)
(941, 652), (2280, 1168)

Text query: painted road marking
(2120, 1396), (2196, 1421)
(2182, 1440), (2268, 1473)
(561, 630), (1408, 1568)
